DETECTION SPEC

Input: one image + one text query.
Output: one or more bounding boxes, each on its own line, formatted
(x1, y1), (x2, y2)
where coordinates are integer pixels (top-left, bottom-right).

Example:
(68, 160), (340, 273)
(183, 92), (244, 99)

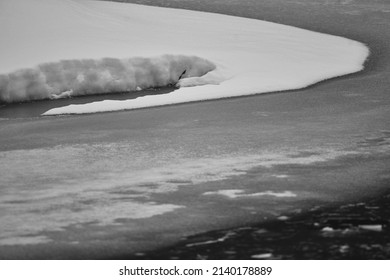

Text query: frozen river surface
(0, 0), (390, 259)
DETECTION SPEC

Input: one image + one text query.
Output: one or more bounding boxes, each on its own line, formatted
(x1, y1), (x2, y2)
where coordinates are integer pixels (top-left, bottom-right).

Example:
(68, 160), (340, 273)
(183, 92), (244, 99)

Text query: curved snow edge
(41, 44), (369, 116)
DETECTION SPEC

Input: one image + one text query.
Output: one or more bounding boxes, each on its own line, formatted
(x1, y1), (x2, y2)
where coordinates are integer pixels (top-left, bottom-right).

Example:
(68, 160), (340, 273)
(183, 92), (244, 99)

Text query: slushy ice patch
(0, 55), (216, 103)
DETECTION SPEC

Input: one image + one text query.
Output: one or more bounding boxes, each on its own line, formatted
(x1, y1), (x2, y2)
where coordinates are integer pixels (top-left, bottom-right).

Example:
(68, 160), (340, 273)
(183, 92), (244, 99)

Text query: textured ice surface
(0, 143), (353, 245)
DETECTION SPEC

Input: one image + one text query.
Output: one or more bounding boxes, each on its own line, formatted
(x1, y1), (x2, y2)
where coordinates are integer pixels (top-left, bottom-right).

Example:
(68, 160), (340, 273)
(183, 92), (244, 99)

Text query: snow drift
(0, 0), (369, 114)
(0, 55), (215, 103)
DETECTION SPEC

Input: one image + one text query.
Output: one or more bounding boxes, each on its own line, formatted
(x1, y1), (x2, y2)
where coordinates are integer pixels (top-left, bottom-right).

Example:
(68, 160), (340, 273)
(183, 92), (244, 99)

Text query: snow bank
(0, 55), (215, 103)
(0, 0), (369, 114)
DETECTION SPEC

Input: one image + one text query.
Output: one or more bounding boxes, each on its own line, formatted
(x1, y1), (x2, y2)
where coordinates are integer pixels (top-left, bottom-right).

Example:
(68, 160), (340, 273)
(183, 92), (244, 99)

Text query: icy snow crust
(0, 0), (369, 114)
(0, 55), (215, 102)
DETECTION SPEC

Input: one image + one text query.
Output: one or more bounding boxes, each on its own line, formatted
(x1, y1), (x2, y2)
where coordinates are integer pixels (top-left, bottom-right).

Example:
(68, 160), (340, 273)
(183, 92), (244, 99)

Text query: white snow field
(0, 0), (369, 115)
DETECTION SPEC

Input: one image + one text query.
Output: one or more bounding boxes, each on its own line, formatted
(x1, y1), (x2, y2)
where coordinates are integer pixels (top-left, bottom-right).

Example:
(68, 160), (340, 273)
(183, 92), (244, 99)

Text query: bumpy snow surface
(0, 0), (369, 114)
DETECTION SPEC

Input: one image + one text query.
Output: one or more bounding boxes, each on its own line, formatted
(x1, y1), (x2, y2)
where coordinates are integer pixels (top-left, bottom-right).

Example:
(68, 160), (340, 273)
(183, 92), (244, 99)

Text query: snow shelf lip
(0, 0), (369, 115)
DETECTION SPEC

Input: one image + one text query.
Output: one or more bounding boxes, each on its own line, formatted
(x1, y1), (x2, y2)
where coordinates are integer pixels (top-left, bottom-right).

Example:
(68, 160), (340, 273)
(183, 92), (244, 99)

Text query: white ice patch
(203, 190), (297, 199)
(0, 0), (368, 112)
(0, 199), (183, 246)
(186, 232), (236, 248)
(0, 236), (53, 246)
(358, 225), (383, 232)
(251, 253), (273, 259)
(271, 174), (290, 179)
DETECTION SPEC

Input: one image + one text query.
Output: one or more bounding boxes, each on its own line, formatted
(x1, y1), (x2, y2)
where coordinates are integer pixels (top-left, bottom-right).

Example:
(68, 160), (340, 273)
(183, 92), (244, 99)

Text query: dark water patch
(165, 179), (193, 184)
(288, 151), (322, 158)
(4, 200), (30, 205)
(79, 199), (99, 206)
(0, 86), (175, 119)
(137, 183), (160, 188)
(109, 190), (144, 195)
(357, 130), (390, 147)
(126, 191), (390, 260)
